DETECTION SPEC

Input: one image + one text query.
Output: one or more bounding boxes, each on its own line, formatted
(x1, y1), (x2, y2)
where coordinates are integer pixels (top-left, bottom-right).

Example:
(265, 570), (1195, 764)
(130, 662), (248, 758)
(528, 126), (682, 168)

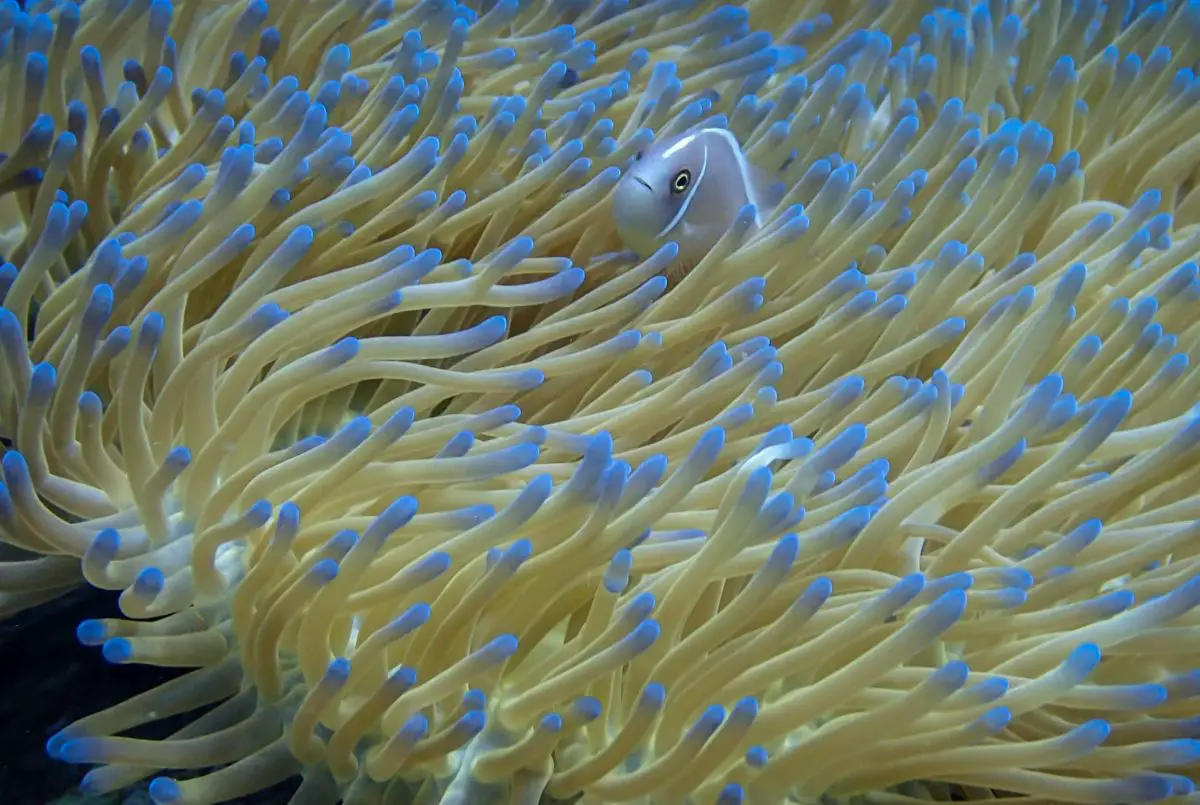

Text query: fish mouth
(634, 177), (653, 192)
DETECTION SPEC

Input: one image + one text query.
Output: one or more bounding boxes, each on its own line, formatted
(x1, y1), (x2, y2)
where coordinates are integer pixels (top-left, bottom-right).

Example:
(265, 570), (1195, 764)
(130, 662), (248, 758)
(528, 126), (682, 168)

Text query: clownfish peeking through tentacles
(612, 126), (784, 281)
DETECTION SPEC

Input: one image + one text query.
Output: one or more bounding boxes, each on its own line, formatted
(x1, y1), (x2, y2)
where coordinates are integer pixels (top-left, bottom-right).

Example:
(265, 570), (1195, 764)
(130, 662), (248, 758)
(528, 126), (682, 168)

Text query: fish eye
(634, 151), (643, 161)
(671, 169), (691, 194)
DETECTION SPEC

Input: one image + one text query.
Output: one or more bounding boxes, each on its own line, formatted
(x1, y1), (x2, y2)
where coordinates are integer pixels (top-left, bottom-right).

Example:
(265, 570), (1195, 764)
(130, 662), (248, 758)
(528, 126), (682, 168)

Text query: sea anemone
(3, 0), (1200, 803)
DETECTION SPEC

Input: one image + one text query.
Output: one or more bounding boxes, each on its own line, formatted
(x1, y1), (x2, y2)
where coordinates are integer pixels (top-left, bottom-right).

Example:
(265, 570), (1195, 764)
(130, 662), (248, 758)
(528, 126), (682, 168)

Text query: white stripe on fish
(658, 141), (709, 238)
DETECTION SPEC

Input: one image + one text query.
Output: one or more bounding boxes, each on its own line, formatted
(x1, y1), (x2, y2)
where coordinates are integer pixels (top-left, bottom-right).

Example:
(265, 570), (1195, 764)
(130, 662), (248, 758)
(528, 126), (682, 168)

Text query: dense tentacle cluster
(2, 0), (1200, 803)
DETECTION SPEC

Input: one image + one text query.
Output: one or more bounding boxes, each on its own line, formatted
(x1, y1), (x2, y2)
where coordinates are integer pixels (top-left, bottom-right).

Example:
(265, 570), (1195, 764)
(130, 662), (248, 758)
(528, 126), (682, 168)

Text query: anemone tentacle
(3, 1), (1200, 804)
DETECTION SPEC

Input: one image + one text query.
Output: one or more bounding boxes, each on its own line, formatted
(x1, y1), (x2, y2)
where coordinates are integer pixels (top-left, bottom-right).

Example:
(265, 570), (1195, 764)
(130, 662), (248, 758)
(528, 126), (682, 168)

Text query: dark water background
(0, 587), (298, 804)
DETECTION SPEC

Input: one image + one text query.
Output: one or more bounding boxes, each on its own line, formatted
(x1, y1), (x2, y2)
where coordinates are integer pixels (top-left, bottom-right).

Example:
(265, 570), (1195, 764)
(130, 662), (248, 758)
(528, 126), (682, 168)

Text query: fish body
(611, 127), (781, 274)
